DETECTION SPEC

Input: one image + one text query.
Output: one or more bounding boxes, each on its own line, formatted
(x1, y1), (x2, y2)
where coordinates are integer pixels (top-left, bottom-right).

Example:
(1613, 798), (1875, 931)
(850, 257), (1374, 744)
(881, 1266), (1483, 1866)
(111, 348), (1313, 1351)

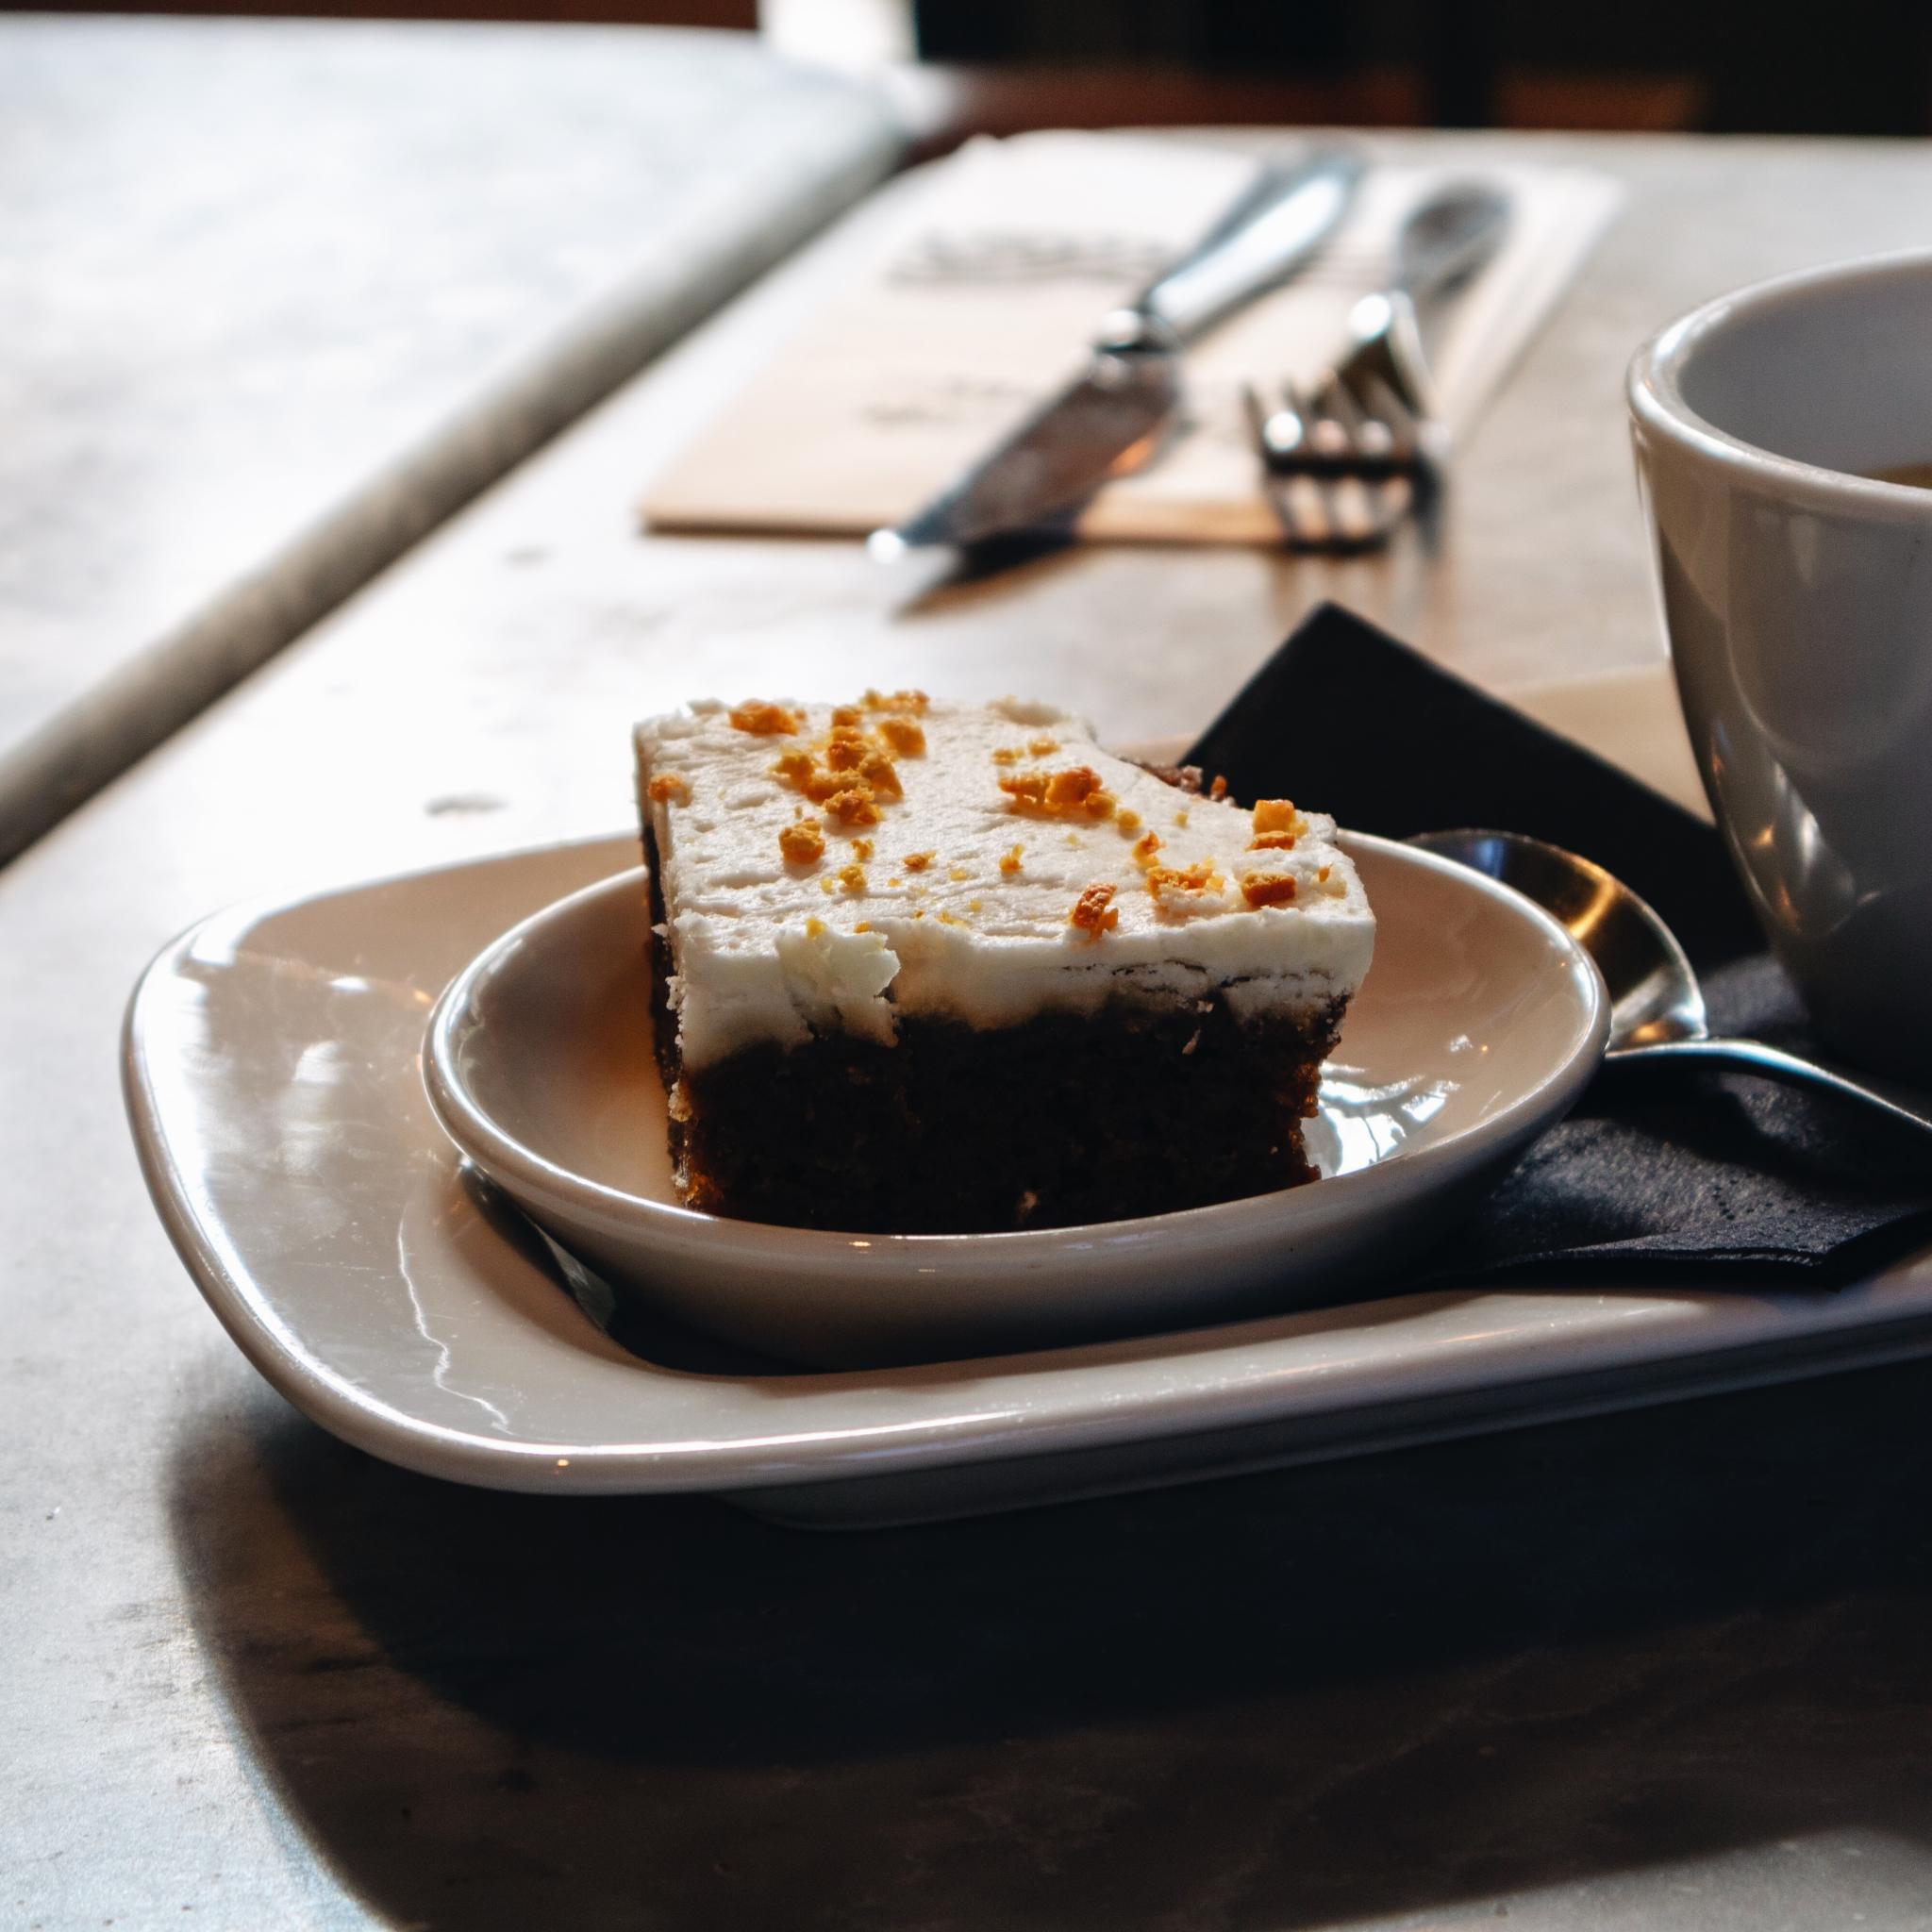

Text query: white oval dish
(424, 834), (1607, 1366)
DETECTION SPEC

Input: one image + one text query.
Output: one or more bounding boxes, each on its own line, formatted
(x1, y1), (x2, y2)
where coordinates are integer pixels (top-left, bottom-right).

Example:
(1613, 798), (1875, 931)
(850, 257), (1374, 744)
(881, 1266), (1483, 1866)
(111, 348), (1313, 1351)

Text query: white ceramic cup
(1629, 253), (1932, 1082)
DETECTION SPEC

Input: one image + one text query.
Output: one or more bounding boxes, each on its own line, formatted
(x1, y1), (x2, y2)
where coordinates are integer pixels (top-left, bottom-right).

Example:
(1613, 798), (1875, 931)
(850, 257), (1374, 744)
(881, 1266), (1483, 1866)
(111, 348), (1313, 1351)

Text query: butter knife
(874, 146), (1364, 554)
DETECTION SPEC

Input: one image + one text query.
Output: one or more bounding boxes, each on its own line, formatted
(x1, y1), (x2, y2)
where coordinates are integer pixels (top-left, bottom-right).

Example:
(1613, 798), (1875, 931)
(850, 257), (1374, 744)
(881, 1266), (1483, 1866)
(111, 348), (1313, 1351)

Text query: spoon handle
(1613, 1038), (1932, 1140)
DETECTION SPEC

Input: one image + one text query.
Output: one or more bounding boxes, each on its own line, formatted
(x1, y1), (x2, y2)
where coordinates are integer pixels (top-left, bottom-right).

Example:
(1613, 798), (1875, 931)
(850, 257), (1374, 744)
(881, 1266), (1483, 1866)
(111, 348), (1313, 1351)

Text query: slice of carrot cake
(635, 692), (1374, 1232)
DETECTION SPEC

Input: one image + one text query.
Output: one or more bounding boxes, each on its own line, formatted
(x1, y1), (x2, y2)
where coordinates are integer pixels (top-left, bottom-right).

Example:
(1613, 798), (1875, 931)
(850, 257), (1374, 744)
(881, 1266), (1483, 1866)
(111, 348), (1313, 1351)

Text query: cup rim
(1627, 248), (1932, 517)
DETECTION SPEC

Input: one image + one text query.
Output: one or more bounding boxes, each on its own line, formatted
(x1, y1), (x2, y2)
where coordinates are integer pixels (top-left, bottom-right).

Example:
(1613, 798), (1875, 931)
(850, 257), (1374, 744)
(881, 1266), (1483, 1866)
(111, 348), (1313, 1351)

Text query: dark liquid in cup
(1866, 462), (1932, 489)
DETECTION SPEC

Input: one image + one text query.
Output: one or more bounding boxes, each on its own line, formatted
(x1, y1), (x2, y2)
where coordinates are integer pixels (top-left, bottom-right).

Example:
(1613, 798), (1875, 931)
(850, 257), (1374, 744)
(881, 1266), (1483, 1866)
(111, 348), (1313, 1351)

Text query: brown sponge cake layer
(661, 997), (1341, 1235)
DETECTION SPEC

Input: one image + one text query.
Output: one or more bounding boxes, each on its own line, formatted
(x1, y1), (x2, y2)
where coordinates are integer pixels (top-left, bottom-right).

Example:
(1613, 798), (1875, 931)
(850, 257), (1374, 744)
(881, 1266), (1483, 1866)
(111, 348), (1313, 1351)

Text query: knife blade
(874, 146), (1364, 555)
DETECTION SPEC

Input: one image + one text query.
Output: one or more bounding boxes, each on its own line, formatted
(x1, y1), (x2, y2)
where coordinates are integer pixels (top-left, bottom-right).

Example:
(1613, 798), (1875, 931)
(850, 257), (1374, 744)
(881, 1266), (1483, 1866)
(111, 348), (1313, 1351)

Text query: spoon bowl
(1414, 827), (1932, 1141)
(1409, 829), (1703, 1050)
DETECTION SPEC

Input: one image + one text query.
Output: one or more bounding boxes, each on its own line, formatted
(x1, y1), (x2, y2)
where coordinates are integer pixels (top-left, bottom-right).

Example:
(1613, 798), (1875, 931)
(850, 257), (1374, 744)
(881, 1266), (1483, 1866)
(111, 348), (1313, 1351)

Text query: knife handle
(1124, 147), (1364, 347)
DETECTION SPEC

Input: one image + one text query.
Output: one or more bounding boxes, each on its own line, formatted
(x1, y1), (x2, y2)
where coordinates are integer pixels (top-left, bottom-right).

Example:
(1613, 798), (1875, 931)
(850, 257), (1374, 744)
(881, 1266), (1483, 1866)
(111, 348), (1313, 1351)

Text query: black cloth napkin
(1186, 603), (1932, 1285)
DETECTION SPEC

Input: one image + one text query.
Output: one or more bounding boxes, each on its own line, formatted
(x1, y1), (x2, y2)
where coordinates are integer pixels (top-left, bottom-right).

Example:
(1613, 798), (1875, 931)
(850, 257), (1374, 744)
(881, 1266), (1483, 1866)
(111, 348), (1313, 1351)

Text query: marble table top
(11, 125), (1932, 1930)
(0, 14), (898, 863)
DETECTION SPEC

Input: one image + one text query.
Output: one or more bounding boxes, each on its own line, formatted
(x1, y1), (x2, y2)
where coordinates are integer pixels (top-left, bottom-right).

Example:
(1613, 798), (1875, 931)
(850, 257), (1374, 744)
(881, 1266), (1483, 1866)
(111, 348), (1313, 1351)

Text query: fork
(1242, 368), (1432, 551)
(1243, 181), (1510, 550)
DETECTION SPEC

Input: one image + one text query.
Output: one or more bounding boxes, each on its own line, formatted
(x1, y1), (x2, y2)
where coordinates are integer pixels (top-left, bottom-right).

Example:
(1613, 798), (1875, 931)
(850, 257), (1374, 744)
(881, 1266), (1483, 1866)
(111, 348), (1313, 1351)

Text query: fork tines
(1243, 370), (1432, 551)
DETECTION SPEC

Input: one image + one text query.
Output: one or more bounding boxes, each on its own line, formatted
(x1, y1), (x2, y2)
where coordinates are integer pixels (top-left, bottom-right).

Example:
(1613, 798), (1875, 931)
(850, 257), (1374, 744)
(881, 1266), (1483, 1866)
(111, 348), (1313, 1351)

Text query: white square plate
(124, 834), (1932, 1526)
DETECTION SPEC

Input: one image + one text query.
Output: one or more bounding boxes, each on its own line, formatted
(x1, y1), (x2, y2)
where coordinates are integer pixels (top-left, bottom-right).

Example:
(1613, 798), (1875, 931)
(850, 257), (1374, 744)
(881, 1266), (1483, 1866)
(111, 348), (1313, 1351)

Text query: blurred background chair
(891, 0), (1932, 140)
(26, 0), (1932, 143)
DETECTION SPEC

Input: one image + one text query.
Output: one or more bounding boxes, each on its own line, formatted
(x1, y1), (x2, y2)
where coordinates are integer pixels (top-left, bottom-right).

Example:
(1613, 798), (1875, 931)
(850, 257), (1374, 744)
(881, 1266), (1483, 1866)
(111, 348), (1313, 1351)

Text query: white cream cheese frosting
(636, 694), (1374, 1068)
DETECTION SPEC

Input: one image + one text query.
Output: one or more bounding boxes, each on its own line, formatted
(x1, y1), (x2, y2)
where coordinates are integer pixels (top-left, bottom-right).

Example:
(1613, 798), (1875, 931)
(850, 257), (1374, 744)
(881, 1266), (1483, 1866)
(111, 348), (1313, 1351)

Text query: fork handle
(1123, 148), (1363, 347)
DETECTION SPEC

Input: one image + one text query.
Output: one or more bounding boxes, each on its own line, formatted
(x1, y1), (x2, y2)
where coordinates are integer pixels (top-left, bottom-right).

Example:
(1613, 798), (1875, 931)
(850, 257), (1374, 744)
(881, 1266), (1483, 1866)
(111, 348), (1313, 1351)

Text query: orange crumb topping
(1069, 883), (1119, 938)
(903, 851), (934, 872)
(806, 917), (826, 937)
(877, 714), (926, 757)
(1249, 831), (1298, 852)
(778, 820), (824, 865)
(949, 866), (970, 881)
(1252, 798), (1299, 834)
(646, 773), (690, 805)
(838, 863), (867, 894)
(864, 687), (928, 713)
(1146, 859), (1224, 908)
(1318, 865), (1331, 881)
(1131, 830), (1163, 869)
(729, 700), (800, 736)
(1000, 764), (1115, 821)
(991, 746), (1023, 766)
(854, 921), (873, 934)
(775, 714), (910, 820)
(1046, 766), (1101, 809)
(1116, 808), (1141, 833)
(1241, 872), (1299, 909)
(852, 838), (874, 860)
(1208, 775), (1229, 800)
(775, 748), (856, 805)
(824, 729), (868, 773)
(825, 787), (879, 825)
(1027, 736), (1059, 757)
(858, 751), (902, 798)
(999, 843), (1024, 874)
(1174, 808), (1190, 827)
(819, 877), (834, 895)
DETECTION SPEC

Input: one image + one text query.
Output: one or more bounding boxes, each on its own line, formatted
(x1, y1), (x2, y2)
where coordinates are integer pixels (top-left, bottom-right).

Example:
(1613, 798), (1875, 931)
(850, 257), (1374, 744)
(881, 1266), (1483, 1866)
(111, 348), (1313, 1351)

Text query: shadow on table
(170, 1353), (1932, 1929)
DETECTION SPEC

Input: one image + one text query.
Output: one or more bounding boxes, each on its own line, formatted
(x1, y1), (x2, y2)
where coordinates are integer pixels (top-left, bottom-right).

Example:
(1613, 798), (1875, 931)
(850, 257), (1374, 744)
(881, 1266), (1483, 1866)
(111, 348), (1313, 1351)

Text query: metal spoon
(1413, 827), (1932, 1140)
